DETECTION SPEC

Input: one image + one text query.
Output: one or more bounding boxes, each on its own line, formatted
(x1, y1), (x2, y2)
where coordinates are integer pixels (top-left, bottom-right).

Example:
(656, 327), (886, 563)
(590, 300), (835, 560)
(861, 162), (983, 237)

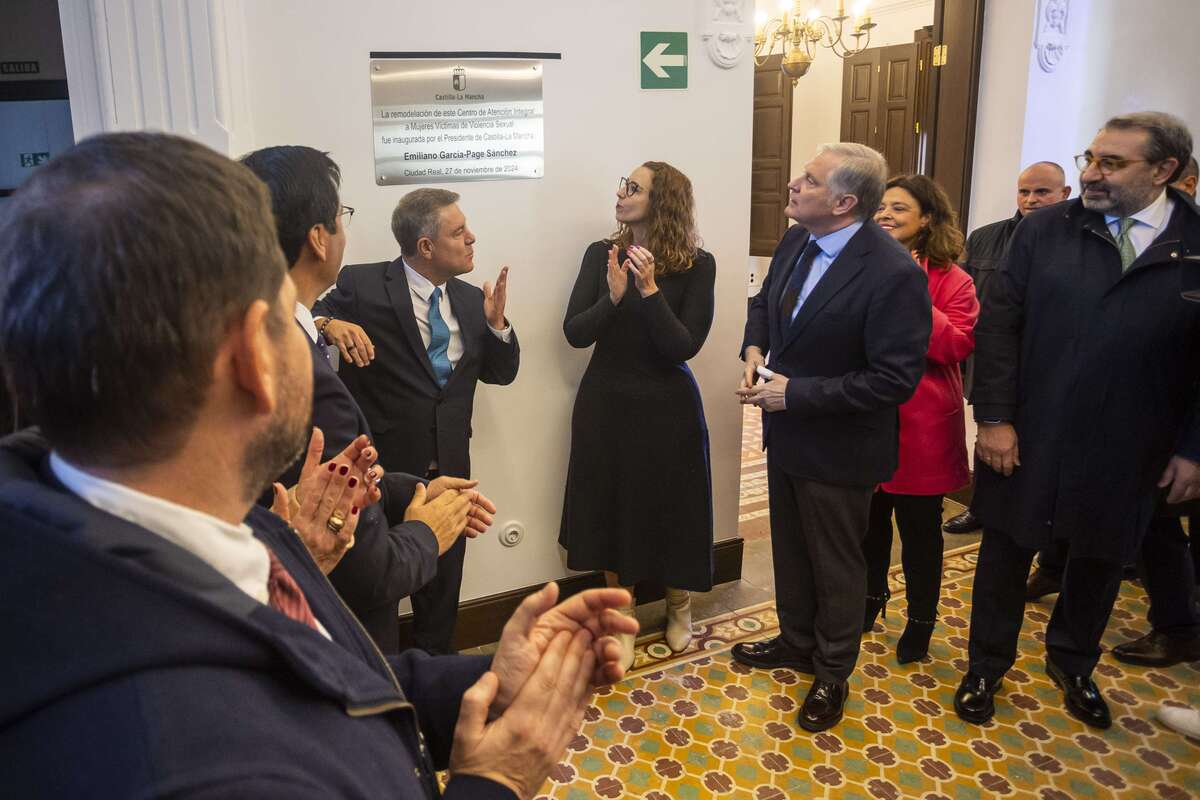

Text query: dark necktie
(781, 239), (823, 326)
(427, 286), (453, 387)
(266, 547), (320, 632)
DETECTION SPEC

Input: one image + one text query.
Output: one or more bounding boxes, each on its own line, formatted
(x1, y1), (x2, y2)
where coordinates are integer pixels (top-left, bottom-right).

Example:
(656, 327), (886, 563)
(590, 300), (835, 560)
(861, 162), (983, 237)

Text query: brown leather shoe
(1112, 631), (1200, 667)
(1024, 567), (1062, 602)
(798, 680), (848, 732)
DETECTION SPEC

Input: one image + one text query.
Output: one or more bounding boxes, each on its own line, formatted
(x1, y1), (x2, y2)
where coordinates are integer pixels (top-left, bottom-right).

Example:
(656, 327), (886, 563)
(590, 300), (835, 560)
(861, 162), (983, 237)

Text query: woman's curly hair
(884, 174), (964, 270)
(612, 161), (699, 274)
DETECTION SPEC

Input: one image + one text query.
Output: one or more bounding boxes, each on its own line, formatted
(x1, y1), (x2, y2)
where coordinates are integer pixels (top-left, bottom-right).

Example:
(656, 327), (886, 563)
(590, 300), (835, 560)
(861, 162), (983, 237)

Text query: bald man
(943, 162), (1071, 535)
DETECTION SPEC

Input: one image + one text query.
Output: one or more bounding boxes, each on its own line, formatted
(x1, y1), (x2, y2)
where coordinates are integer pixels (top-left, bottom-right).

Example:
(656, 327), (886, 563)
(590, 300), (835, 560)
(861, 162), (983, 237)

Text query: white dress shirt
(295, 301), (319, 344)
(50, 452), (330, 638)
(402, 260), (511, 368)
(1105, 189), (1174, 260)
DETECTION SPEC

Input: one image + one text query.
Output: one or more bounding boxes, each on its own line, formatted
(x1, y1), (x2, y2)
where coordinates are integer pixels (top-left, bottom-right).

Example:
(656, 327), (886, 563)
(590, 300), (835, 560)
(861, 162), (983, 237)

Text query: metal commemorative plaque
(370, 58), (544, 185)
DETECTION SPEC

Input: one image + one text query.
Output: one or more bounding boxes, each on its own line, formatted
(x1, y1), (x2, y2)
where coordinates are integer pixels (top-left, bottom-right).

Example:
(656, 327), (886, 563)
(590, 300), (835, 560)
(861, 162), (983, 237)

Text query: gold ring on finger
(327, 509), (347, 534)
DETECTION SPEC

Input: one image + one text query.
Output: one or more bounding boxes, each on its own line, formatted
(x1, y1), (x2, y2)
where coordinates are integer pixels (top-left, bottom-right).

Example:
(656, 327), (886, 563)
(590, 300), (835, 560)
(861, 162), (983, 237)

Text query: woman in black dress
(560, 161), (716, 669)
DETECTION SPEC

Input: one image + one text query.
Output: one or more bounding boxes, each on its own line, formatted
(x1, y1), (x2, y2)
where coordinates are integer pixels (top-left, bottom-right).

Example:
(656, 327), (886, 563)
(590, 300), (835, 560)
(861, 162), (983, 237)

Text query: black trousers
(402, 468), (466, 655)
(968, 527), (1123, 681)
(1140, 515), (1200, 639)
(405, 533), (466, 655)
(863, 491), (945, 621)
(767, 456), (874, 683)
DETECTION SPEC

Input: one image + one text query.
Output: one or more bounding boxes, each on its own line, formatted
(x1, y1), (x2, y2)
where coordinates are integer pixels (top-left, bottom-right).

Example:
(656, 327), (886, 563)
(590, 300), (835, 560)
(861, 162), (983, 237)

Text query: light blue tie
(427, 286), (452, 387)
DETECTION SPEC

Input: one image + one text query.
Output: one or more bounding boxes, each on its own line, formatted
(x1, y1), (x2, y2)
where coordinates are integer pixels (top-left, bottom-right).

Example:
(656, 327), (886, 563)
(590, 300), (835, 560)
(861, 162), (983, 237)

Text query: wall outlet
(500, 521), (524, 548)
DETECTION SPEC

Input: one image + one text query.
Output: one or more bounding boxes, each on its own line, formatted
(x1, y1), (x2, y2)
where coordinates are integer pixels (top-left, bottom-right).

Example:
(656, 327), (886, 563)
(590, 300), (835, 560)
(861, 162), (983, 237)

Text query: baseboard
(399, 536), (746, 651)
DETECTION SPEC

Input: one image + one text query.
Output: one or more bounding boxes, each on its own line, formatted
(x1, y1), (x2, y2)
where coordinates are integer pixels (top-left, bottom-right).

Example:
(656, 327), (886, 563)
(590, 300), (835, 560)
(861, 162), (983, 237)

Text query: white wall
(232, 0), (753, 602)
(966, 0), (1036, 231)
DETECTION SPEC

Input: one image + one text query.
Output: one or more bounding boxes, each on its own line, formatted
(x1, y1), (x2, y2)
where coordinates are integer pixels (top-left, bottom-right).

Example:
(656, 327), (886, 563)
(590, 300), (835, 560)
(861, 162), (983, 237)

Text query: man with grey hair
(315, 188), (519, 654)
(956, 111), (1200, 731)
(734, 143), (931, 732)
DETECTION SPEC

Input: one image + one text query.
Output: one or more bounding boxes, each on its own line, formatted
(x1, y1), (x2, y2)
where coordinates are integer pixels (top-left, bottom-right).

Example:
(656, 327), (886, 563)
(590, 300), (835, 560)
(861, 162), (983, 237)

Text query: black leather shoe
(1112, 630), (1200, 667)
(1045, 658), (1111, 729)
(953, 673), (1003, 724)
(1024, 567), (1062, 602)
(942, 510), (982, 534)
(798, 680), (848, 732)
(731, 637), (814, 673)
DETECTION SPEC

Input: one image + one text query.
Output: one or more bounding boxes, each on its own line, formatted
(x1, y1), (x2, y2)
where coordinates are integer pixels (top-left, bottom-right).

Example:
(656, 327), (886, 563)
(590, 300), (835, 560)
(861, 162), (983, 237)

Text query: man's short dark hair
(0, 132), (287, 467)
(1104, 111), (1194, 183)
(391, 188), (460, 256)
(240, 146), (341, 267)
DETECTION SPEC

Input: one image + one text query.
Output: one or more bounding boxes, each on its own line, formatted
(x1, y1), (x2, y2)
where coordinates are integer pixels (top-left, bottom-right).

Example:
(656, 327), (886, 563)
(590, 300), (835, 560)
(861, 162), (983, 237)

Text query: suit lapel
(779, 225), (871, 354)
(769, 230), (810, 351)
(383, 258), (440, 385)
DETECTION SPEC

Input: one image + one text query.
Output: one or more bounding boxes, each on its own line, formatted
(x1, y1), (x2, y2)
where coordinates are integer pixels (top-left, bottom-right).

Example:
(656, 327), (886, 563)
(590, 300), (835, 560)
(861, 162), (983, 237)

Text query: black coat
(972, 190), (1200, 563)
(0, 432), (512, 799)
(269, 330), (439, 653)
(314, 258), (520, 478)
(961, 211), (1023, 398)
(742, 222), (932, 486)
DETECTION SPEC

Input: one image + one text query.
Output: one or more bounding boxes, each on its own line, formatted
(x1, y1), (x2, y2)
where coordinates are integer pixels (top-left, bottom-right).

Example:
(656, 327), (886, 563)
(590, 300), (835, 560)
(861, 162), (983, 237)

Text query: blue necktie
(427, 286), (453, 387)
(781, 239), (823, 325)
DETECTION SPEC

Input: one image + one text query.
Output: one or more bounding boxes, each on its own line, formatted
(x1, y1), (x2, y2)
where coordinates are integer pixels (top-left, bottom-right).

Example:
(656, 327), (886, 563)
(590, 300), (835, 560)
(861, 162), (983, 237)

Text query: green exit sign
(20, 152), (50, 168)
(640, 32), (687, 90)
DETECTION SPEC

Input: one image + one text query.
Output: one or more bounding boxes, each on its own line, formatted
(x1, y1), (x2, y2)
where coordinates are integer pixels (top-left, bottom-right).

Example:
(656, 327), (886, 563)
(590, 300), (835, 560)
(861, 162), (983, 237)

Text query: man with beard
(0, 132), (636, 799)
(954, 112), (1200, 730)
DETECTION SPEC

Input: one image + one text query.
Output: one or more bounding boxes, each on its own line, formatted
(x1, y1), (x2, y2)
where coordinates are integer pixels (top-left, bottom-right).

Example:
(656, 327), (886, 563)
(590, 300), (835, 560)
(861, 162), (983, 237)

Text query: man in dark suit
(956, 112), (1200, 730)
(315, 188), (520, 654)
(734, 143), (931, 732)
(241, 146), (497, 653)
(0, 131), (636, 798)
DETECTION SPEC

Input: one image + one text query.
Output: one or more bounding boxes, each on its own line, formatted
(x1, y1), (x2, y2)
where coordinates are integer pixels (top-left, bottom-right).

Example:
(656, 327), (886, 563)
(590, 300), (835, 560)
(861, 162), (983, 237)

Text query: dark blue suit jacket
(271, 329), (439, 653)
(0, 431), (513, 799)
(314, 258), (520, 478)
(742, 221), (931, 486)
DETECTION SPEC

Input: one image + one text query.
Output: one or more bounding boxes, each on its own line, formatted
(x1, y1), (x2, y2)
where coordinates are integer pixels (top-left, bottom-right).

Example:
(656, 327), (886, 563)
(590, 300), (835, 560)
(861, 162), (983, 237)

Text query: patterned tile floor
(537, 544), (1200, 799)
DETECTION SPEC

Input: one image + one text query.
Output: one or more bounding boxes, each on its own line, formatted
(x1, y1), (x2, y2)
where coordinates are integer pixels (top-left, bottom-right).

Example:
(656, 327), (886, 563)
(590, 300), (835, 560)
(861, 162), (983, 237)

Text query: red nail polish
(351, 506), (359, 515)
(339, 465), (349, 476)
(328, 463), (336, 472)
(348, 477), (358, 488)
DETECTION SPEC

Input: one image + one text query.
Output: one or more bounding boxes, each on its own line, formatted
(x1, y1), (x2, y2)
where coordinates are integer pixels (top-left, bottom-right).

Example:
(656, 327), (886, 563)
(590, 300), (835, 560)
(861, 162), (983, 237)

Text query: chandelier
(753, 1), (876, 83)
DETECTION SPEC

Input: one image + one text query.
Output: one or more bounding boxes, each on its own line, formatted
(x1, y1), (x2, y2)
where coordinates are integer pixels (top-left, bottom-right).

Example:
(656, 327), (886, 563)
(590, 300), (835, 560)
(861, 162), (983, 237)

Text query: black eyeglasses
(1074, 154), (1149, 176)
(339, 205), (355, 223)
(617, 177), (643, 198)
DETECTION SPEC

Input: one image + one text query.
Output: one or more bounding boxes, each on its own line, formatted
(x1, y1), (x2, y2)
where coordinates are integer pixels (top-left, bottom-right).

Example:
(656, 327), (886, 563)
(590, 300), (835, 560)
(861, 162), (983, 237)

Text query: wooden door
(750, 55), (793, 256)
(913, 26), (935, 174)
(928, 0), (986, 228)
(840, 49), (880, 149)
(876, 43), (919, 175)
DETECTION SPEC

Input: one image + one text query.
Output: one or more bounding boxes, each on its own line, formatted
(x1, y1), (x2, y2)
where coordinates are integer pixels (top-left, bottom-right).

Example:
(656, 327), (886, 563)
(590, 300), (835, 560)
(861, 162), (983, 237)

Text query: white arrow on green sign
(640, 32), (687, 90)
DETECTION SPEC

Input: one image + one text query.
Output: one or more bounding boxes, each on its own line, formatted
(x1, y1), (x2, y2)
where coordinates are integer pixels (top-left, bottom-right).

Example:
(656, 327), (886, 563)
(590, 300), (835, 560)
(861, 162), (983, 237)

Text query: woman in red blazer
(863, 174), (980, 663)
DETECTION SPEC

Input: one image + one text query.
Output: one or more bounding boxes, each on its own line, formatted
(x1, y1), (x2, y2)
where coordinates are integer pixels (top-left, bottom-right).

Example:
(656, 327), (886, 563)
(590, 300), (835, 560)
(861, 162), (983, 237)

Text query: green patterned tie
(1115, 217), (1137, 271)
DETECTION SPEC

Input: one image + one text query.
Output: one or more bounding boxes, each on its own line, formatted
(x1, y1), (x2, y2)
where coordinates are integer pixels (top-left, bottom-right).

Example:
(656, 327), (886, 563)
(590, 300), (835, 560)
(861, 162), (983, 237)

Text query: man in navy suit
(734, 143), (931, 732)
(315, 188), (520, 654)
(241, 146), (498, 653)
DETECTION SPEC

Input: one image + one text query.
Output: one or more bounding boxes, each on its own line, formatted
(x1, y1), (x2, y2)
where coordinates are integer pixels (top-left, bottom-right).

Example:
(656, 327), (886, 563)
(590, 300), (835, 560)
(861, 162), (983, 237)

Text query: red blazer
(882, 259), (979, 495)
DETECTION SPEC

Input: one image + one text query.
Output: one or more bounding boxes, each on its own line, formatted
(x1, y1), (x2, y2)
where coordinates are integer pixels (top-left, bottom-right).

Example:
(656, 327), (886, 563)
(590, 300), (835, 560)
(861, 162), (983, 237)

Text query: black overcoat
(971, 189), (1200, 564)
